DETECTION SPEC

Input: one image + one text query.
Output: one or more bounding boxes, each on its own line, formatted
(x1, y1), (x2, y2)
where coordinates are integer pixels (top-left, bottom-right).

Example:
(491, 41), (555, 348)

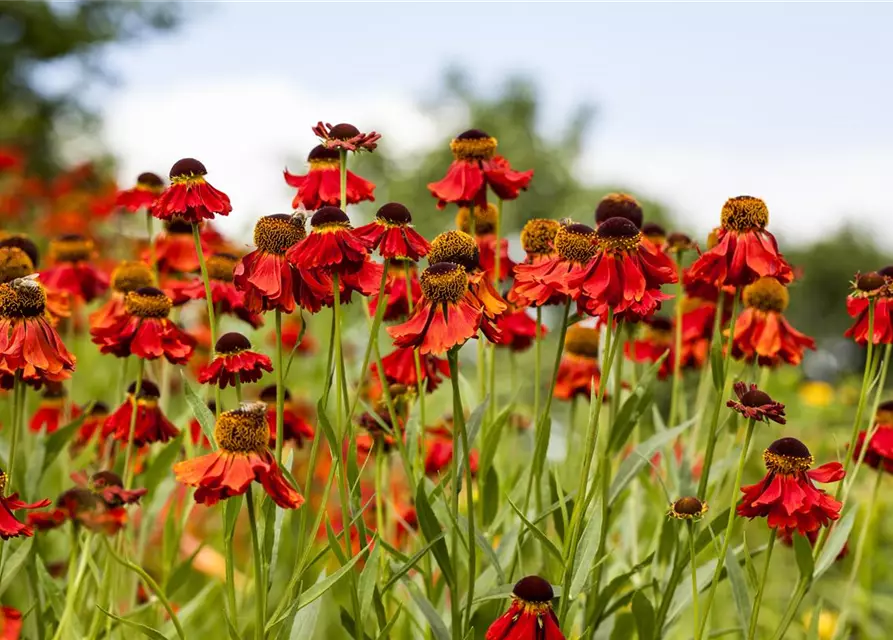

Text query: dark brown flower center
(165, 218), (194, 235)
(721, 196), (769, 232)
(216, 331), (251, 354)
(111, 261), (155, 293)
(667, 232), (694, 252)
(420, 263), (468, 304)
(254, 214), (306, 255)
(565, 325), (600, 359)
(743, 277), (789, 313)
(512, 576), (554, 603)
(597, 218), (642, 253)
(50, 235), (93, 263)
(128, 380), (161, 400)
(672, 496), (706, 516)
(521, 218), (560, 256)
(0, 246), (34, 283)
(90, 471), (123, 489)
(376, 203), (412, 226)
(429, 231), (479, 271)
(90, 402), (109, 417)
(764, 437), (813, 474)
(450, 129), (497, 161)
(206, 253), (237, 282)
(856, 272), (887, 293)
(311, 206), (351, 230)
(259, 385), (291, 403)
(328, 123), (360, 140)
(136, 172), (164, 191)
(0, 280), (47, 318)
(170, 158), (207, 180)
(307, 145), (340, 165)
(125, 287), (171, 318)
(555, 223), (597, 264)
(215, 403), (269, 453)
(0, 236), (39, 268)
(595, 193), (643, 229)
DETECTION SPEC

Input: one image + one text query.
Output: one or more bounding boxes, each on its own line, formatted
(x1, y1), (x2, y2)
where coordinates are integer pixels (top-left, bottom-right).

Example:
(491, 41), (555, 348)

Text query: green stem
(374, 440), (387, 543)
(193, 222), (221, 414)
(747, 528), (777, 640)
(122, 358), (146, 489)
(347, 258), (390, 424)
(689, 520), (701, 640)
(339, 149), (347, 210)
(403, 262), (427, 431)
(697, 292), (740, 498)
(245, 486), (266, 640)
(274, 309), (284, 464)
(669, 256), (686, 427)
(534, 306), (542, 422)
(691, 292), (726, 453)
(698, 418), (756, 638)
(223, 508), (238, 630)
(840, 301), (876, 485)
(770, 577), (809, 640)
(5, 373), (22, 494)
(146, 211), (157, 280)
(52, 533), (94, 640)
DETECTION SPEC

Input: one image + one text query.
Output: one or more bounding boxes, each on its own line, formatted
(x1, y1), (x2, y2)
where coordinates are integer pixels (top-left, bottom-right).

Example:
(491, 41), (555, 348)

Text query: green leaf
(506, 497), (564, 564)
(142, 432), (185, 495)
(42, 410), (88, 470)
(710, 342), (724, 391)
(414, 481), (454, 586)
(36, 556), (64, 619)
(793, 532), (814, 580)
(316, 399), (340, 461)
(528, 415), (553, 499)
(0, 537), (32, 597)
(296, 543), (370, 611)
(165, 543), (204, 598)
(405, 580), (450, 640)
(725, 541), (752, 633)
(284, 309), (309, 379)
(382, 533), (445, 593)
(815, 508), (856, 579)
(610, 612), (636, 640)
(479, 402), (513, 475)
(182, 374), (216, 450)
(288, 570), (325, 640)
(97, 607), (167, 640)
(162, 583), (214, 634)
(358, 540), (381, 625)
(569, 499), (602, 600)
(609, 353), (665, 451)
(609, 421), (694, 503)
(631, 591), (655, 640)
(374, 603), (403, 640)
(482, 465), (499, 528)
(697, 508), (731, 553)
(223, 494), (242, 540)
(457, 397), (488, 483)
(742, 532), (759, 593)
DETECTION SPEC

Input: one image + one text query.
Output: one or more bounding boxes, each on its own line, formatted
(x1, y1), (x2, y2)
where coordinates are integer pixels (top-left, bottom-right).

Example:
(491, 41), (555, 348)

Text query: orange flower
(286, 206), (371, 277)
(29, 383), (79, 434)
(507, 218), (562, 307)
(0, 469), (51, 540)
(368, 261), (421, 322)
(259, 386), (315, 448)
(90, 261), (156, 334)
(105, 381), (180, 447)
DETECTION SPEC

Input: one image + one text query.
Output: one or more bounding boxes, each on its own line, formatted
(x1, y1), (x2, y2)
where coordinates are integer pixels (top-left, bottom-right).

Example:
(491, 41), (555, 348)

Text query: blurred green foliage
(0, 1), (179, 173)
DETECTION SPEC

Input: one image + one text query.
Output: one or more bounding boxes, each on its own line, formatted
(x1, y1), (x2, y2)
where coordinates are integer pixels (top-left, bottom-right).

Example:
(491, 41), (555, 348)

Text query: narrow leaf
(296, 543), (369, 611)
(142, 432), (185, 495)
(358, 540), (381, 624)
(609, 421), (694, 503)
(382, 533), (445, 593)
(815, 508), (856, 579)
(631, 591), (655, 640)
(182, 374), (216, 450)
(0, 537), (32, 597)
(506, 497), (564, 564)
(405, 580), (450, 640)
(725, 541), (752, 632)
(288, 570), (325, 640)
(96, 607), (167, 640)
(569, 500), (602, 600)
(414, 481), (454, 585)
(457, 397), (488, 482)
(42, 411), (89, 470)
(793, 532), (814, 580)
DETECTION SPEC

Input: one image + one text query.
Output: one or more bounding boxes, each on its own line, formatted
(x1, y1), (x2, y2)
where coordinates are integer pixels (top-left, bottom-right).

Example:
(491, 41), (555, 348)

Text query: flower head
(312, 121), (381, 152)
(151, 158), (232, 223)
(284, 145), (376, 211)
(176, 253), (262, 327)
(30, 383), (79, 434)
(738, 437), (844, 535)
(0, 469), (52, 540)
(554, 325), (606, 401)
(353, 202), (430, 261)
(375, 346), (451, 394)
(105, 380), (180, 447)
(116, 172), (165, 212)
(174, 403), (304, 508)
(259, 385), (315, 448)
(85, 471), (147, 508)
(90, 261), (156, 333)
(852, 401), (893, 474)
(511, 222), (596, 307)
(199, 332), (273, 389)
(845, 269), (893, 345)
(286, 206), (371, 276)
(642, 222), (668, 250)
(485, 575), (565, 640)
(727, 382), (786, 424)
(41, 234), (110, 303)
(595, 192), (643, 229)
(368, 261), (422, 321)
(668, 496), (708, 520)
(520, 218), (561, 260)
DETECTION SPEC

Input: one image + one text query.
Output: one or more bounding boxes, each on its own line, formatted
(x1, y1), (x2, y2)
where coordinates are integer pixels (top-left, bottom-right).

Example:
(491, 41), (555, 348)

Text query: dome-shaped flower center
(90, 471), (124, 490)
(720, 196), (769, 232)
(307, 145), (340, 169)
(667, 232), (695, 253)
(764, 437), (813, 475)
(521, 218), (560, 256)
(310, 206), (352, 233)
(0, 280), (47, 318)
(597, 218), (642, 254)
(170, 158), (207, 183)
(671, 496), (707, 517)
(254, 214), (306, 255)
(111, 261), (155, 293)
(876, 400), (893, 425)
(259, 385), (291, 404)
(428, 231), (479, 272)
(450, 129), (497, 161)
(40, 383), (66, 405)
(136, 172), (164, 192)
(564, 325), (600, 359)
(128, 380), (161, 402)
(165, 218), (194, 235)
(0, 470), (7, 494)
(328, 123), (360, 140)
(0, 246), (34, 283)
(743, 277), (789, 313)
(50, 235), (93, 263)
(856, 272), (887, 294)
(456, 203), (498, 236)
(512, 576), (554, 604)
(706, 227), (721, 250)
(125, 287), (171, 318)
(420, 263), (468, 304)
(741, 388), (772, 407)
(214, 403), (269, 453)
(206, 253), (237, 282)
(216, 331), (251, 355)
(0, 236), (39, 268)
(376, 202), (413, 226)
(642, 223), (666, 243)
(90, 402), (109, 417)
(595, 193), (643, 229)
(555, 223), (597, 264)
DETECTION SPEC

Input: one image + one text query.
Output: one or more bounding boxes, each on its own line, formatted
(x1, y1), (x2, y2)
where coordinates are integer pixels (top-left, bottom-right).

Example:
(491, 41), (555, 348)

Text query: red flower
(174, 403), (304, 509)
(388, 263), (483, 355)
(116, 172), (165, 213)
(687, 196), (793, 289)
(151, 218), (215, 275)
(0, 470), (52, 540)
(40, 234), (110, 303)
(485, 576), (565, 640)
(176, 253), (263, 328)
(428, 129), (533, 208)
(287, 206), (371, 277)
(151, 158), (231, 224)
(90, 261), (156, 334)
(737, 437), (844, 535)
(259, 386), (315, 448)
(83, 471), (147, 507)
(730, 277), (815, 367)
(74, 402), (110, 448)
(284, 145), (375, 211)
(312, 121), (381, 152)
(353, 203), (430, 262)
(554, 325), (606, 401)
(624, 316), (674, 379)
(641, 222), (668, 251)
(512, 223), (596, 308)
(0, 278), (75, 384)
(494, 306), (547, 352)
(568, 217), (677, 323)
(55, 487), (130, 536)
(853, 402), (893, 473)
(727, 382), (786, 424)
(0, 606), (22, 640)
(375, 347), (450, 394)
(92, 287), (196, 364)
(844, 270), (893, 345)
(369, 261), (422, 322)
(29, 384), (79, 433)
(235, 214), (329, 314)
(424, 422), (479, 477)
(199, 332), (273, 389)
(105, 380), (179, 446)
(26, 509), (67, 532)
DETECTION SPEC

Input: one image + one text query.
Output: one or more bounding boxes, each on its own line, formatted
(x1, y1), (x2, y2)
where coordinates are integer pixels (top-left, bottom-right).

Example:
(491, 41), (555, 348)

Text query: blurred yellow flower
(799, 380), (835, 407)
(803, 610), (838, 640)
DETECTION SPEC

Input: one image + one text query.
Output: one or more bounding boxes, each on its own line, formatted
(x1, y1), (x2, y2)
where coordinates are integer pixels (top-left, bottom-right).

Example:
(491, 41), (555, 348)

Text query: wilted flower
(311, 121), (381, 152)
(151, 158), (232, 223)
(485, 576), (565, 640)
(284, 145), (375, 211)
(727, 382), (786, 424)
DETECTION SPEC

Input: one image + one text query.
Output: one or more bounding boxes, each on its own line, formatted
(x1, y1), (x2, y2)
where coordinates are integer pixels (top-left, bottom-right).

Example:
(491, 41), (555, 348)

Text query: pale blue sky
(74, 3), (893, 245)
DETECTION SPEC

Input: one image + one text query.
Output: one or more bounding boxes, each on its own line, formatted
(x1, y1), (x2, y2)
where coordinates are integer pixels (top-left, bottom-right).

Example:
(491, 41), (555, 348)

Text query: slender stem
(27, 557), (46, 640)
(322, 309), (336, 408)
(403, 263), (427, 432)
(374, 440), (387, 543)
(347, 258), (390, 424)
(192, 223), (221, 414)
(223, 509), (238, 629)
(146, 211), (157, 280)
(698, 418), (756, 637)
(122, 358), (146, 489)
(747, 528), (777, 639)
(477, 330), (487, 404)
(770, 577), (809, 640)
(691, 292), (726, 453)
(339, 149), (347, 210)
(5, 373), (22, 494)
(274, 309), (285, 464)
(689, 520), (701, 640)
(245, 487), (266, 640)
(52, 533), (94, 640)
(534, 306), (542, 421)
(234, 378), (243, 404)
(697, 292), (740, 498)
(841, 301), (876, 486)
(669, 256), (686, 427)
